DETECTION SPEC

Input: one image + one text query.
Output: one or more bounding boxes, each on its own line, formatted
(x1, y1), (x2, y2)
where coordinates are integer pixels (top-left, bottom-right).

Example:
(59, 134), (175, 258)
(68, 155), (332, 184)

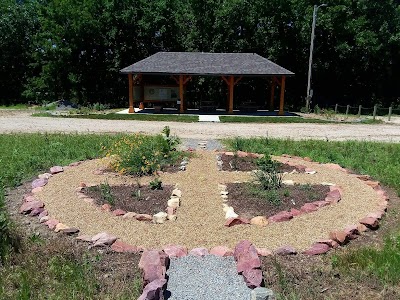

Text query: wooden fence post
(345, 105), (350, 117)
(388, 107), (392, 121)
(334, 104), (338, 114)
(357, 105), (362, 117)
(373, 105), (377, 120)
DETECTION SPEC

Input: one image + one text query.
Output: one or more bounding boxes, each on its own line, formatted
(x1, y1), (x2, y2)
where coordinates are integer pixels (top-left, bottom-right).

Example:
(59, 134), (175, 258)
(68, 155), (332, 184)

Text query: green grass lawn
(219, 116), (333, 123)
(32, 112), (199, 122)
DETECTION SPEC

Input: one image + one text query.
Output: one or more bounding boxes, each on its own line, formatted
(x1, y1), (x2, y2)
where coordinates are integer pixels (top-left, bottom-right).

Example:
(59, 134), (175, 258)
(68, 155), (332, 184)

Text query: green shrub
(100, 181), (114, 206)
(256, 156), (282, 172)
(104, 128), (181, 176)
(252, 169), (282, 191)
(149, 178), (162, 190)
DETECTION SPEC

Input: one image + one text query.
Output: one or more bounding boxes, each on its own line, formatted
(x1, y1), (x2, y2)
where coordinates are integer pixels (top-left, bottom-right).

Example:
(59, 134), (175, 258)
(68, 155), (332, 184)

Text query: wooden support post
(128, 74), (134, 113)
(358, 105), (362, 117)
(388, 106), (392, 121)
(373, 104), (377, 120)
(335, 103), (338, 114)
(179, 75), (184, 113)
(228, 75), (234, 114)
(270, 78), (275, 111)
(278, 76), (286, 115)
(345, 105), (350, 117)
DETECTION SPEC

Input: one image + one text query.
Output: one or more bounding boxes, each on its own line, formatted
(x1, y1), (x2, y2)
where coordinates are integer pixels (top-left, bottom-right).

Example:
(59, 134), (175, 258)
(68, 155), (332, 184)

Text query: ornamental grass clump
(103, 128), (181, 176)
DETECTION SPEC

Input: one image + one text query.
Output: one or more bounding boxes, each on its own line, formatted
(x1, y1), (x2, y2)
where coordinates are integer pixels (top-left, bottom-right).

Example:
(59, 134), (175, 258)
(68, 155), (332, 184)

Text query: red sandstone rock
(24, 195), (36, 202)
(356, 174), (371, 181)
(79, 182), (87, 187)
(359, 217), (379, 229)
(166, 207), (176, 215)
(50, 166), (64, 174)
(375, 188), (389, 200)
(365, 180), (380, 189)
(210, 246), (233, 257)
(19, 200), (44, 214)
(268, 211), (293, 222)
(60, 228), (80, 235)
(112, 209), (126, 216)
(344, 225), (360, 239)
(76, 235), (93, 242)
(101, 203), (112, 212)
(31, 178), (48, 189)
(303, 243), (331, 255)
(91, 232), (118, 247)
(234, 240), (261, 274)
(242, 268), (263, 288)
(357, 223), (369, 232)
(138, 279), (167, 300)
(289, 208), (302, 217)
(225, 151), (234, 156)
(256, 248), (273, 256)
(275, 246), (297, 255)
(324, 163), (345, 171)
(139, 250), (169, 286)
(163, 245), (188, 258)
(38, 210), (48, 219)
(329, 231), (348, 245)
(313, 200), (330, 208)
(31, 187), (43, 194)
(325, 189), (341, 203)
(44, 218), (59, 230)
(367, 211), (384, 220)
(294, 165), (307, 172)
(29, 207), (44, 217)
(300, 203), (318, 213)
(303, 157), (312, 162)
(189, 247), (209, 257)
(316, 239), (339, 248)
(237, 151), (248, 158)
(224, 217), (250, 227)
(135, 214), (153, 222)
(111, 240), (138, 253)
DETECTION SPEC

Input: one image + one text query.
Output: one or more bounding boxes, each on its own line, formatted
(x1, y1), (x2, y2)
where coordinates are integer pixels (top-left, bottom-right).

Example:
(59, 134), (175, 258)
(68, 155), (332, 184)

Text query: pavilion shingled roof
(120, 52), (294, 76)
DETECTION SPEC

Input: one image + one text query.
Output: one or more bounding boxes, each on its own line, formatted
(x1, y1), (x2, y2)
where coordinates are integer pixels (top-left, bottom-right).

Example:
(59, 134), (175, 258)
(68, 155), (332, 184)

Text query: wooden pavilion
(120, 52), (294, 115)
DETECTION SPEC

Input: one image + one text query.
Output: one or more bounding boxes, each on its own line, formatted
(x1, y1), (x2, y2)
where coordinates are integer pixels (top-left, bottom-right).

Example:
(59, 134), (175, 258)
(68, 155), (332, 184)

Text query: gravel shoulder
(1, 110), (400, 141)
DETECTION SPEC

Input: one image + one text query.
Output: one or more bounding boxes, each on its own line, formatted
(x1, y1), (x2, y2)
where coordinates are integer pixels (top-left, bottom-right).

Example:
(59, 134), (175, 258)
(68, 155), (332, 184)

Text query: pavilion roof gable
(120, 52), (294, 76)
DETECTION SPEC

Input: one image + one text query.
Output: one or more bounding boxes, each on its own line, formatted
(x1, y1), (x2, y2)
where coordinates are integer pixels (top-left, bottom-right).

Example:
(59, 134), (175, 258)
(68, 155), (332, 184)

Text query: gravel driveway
(1, 110), (400, 142)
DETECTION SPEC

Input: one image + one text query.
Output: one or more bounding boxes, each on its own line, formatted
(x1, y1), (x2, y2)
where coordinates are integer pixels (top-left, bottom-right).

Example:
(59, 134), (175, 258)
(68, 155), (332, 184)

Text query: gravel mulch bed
(83, 184), (173, 215)
(226, 183), (330, 219)
(34, 152), (381, 251)
(220, 153), (303, 172)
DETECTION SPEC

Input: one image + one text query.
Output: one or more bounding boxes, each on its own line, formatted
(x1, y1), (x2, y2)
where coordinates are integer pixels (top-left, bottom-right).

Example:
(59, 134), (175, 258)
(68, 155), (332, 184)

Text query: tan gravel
(1, 110), (400, 141)
(35, 152), (381, 251)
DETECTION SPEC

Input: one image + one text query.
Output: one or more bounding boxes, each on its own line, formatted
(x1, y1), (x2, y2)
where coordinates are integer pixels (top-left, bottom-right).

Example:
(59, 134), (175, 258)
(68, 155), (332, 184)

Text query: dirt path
(1, 110), (400, 141)
(35, 151), (380, 251)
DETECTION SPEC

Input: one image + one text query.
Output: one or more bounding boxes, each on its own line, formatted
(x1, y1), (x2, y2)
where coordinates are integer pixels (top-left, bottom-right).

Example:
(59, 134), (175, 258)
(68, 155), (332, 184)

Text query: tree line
(1, 0), (399, 109)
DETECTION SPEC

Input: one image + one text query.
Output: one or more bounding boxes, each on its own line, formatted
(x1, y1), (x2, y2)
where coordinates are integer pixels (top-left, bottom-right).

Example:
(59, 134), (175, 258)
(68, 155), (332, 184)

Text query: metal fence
(330, 104), (400, 121)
